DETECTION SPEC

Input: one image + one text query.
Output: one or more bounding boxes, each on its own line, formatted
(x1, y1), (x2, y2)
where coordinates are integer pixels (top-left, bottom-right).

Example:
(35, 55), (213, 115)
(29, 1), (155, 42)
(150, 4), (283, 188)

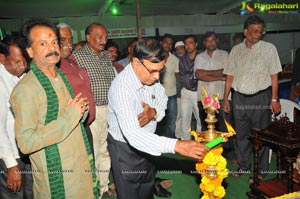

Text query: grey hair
(56, 22), (73, 32)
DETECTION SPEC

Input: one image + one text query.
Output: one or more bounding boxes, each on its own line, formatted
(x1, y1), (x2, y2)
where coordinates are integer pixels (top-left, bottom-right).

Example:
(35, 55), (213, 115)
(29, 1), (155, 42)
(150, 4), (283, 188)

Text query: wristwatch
(271, 98), (280, 102)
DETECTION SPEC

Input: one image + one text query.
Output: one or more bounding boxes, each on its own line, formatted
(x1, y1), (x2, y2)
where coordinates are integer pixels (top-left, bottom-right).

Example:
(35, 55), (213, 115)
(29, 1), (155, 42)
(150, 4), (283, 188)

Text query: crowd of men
(0, 15), (283, 199)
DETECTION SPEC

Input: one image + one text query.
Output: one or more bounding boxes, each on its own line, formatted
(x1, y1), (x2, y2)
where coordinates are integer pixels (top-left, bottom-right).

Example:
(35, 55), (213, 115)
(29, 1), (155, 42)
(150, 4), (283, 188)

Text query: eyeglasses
(140, 60), (166, 75)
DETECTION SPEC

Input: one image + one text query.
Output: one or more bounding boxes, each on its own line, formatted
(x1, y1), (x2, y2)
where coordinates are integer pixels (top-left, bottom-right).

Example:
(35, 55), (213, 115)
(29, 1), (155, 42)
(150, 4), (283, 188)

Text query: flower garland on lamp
(196, 146), (228, 199)
(192, 87), (235, 199)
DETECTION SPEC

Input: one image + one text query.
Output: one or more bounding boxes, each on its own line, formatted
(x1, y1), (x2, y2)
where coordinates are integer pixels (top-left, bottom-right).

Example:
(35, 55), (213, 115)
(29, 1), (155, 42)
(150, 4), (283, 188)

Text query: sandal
(231, 159), (238, 166)
(231, 168), (251, 177)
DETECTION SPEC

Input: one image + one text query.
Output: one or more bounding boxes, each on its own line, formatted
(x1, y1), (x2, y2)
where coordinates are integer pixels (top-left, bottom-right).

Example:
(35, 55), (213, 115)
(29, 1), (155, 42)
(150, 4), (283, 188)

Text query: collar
(243, 39), (262, 49)
(204, 49), (219, 57)
(127, 63), (145, 92)
(84, 44), (107, 57)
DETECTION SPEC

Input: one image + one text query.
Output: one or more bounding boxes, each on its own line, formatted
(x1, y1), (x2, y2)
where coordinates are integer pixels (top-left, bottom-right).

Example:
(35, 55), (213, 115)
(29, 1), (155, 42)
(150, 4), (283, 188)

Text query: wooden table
(247, 117), (300, 199)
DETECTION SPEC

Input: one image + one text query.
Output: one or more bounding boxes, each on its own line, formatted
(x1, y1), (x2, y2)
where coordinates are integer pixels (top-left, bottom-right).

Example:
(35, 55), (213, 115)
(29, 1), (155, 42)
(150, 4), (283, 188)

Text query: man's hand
(270, 101), (281, 114)
(68, 93), (89, 114)
(222, 99), (230, 113)
(7, 165), (22, 193)
(138, 102), (156, 127)
(174, 140), (209, 161)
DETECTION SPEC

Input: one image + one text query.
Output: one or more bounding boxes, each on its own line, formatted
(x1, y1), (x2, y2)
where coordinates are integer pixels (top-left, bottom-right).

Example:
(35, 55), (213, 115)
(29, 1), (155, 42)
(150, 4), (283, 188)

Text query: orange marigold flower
(211, 147), (223, 156)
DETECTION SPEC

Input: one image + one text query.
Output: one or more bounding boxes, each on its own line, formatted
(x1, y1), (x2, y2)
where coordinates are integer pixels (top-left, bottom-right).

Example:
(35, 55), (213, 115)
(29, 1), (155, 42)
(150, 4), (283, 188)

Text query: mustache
(45, 51), (60, 57)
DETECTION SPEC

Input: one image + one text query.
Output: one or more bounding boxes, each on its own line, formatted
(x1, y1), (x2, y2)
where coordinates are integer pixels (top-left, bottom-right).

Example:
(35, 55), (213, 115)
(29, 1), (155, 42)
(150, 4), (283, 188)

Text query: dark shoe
(248, 175), (263, 184)
(103, 187), (117, 198)
(155, 178), (173, 189)
(153, 182), (172, 198)
(231, 168), (251, 177)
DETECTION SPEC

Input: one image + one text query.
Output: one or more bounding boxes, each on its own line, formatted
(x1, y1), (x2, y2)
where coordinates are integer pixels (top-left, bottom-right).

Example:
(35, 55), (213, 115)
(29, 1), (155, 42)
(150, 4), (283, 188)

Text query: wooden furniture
(247, 117), (300, 199)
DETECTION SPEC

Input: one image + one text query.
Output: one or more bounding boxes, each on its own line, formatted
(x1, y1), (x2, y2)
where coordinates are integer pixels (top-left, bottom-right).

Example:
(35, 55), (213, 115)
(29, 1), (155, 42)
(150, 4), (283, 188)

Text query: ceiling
(0, 0), (253, 18)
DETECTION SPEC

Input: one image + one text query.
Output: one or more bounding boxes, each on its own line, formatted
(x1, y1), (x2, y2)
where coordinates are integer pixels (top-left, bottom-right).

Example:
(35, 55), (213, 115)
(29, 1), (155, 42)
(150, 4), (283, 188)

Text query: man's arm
(270, 73), (281, 114)
(222, 75), (234, 113)
(195, 68), (225, 82)
(136, 105), (209, 160)
(138, 82), (167, 126)
(138, 102), (156, 127)
(0, 87), (22, 192)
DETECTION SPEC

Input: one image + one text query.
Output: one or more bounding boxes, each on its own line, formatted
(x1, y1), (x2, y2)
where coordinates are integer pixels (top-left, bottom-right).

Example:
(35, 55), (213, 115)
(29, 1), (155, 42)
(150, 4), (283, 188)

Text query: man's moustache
(45, 51), (60, 57)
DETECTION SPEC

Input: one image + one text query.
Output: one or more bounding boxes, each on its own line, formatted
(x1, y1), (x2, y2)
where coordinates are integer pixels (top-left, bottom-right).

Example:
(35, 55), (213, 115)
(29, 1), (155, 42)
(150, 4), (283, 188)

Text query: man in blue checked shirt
(107, 39), (208, 199)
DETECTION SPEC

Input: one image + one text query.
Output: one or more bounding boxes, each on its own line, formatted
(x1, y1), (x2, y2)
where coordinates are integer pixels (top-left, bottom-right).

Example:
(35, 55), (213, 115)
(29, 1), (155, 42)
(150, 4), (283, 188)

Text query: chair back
(274, 99), (300, 122)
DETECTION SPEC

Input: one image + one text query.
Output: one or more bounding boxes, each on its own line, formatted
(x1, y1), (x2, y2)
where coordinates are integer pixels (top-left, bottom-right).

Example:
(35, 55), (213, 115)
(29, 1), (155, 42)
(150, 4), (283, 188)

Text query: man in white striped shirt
(107, 39), (208, 199)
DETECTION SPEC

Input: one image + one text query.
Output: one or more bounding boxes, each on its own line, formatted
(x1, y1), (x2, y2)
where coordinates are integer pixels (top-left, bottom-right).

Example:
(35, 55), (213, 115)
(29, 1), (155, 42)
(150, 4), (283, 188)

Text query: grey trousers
(0, 159), (33, 199)
(232, 88), (271, 173)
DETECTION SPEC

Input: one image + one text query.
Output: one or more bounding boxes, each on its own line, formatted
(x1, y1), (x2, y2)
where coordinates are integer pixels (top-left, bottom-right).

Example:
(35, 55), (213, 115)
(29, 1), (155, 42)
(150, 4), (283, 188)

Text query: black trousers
(232, 88), (271, 173)
(0, 159), (33, 199)
(107, 134), (155, 199)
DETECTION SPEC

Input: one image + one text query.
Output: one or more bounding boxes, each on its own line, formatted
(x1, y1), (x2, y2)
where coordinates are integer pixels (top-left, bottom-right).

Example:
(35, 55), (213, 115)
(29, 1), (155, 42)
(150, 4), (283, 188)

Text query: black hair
(0, 36), (30, 67)
(21, 18), (58, 48)
(162, 33), (174, 42)
(203, 31), (217, 40)
(0, 36), (25, 56)
(233, 33), (245, 42)
(132, 39), (167, 63)
(0, 39), (10, 56)
(243, 15), (265, 29)
(127, 39), (137, 48)
(184, 34), (197, 43)
(106, 40), (119, 50)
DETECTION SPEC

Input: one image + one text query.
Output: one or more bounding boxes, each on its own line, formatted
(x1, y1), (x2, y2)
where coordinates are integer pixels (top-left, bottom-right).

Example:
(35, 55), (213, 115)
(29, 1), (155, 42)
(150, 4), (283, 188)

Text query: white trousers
(175, 97), (181, 138)
(180, 88), (202, 140)
(90, 105), (111, 198)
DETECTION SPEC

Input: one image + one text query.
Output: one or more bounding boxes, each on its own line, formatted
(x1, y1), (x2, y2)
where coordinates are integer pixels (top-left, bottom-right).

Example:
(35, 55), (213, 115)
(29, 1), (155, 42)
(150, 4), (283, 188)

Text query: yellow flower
(214, 186), (226, 198)
(211, 147), (223, 156)
(196, 162), (208, 173)
(201, 176), (210, 185)
(205, 183), (216, 192)
(203, 151), (219, 165)
(201, 195), (210, 199)
(198, 146), (228, 198)
(216, 157), (227, 171)
(200, 183), (205, 190)
(272, 191), (300, 199)
(211, 177), (222, 187)
(217, 169), (229, 178)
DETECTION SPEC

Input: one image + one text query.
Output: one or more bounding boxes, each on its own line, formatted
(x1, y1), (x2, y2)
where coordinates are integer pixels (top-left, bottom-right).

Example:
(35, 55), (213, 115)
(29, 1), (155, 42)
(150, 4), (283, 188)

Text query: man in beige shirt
(223, 15), (281, 181)
(10, 18), (98, 199)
